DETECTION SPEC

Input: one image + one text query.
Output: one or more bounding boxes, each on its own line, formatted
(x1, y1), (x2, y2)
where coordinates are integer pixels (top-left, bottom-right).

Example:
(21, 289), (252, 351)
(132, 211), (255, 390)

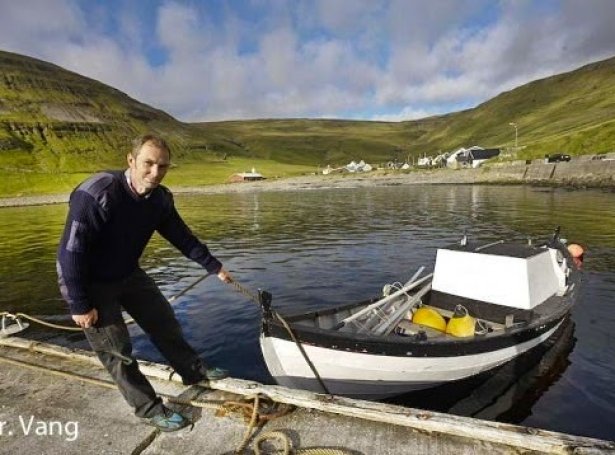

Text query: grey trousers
(83, 268), (202, 418)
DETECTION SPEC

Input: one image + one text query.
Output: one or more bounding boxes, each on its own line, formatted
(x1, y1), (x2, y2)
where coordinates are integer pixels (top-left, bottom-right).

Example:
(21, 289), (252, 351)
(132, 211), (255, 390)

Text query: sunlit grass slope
(2, 48), (615, 196)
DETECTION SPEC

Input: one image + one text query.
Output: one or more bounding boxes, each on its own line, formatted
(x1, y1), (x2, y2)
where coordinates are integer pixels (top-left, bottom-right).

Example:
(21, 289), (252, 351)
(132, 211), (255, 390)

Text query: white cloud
(0, 0), (84, 56)
(314, 0), (385, 36)
(370, 106), (447, 122)
(157, 2), (213, 58)
(1, 0), (614, 122)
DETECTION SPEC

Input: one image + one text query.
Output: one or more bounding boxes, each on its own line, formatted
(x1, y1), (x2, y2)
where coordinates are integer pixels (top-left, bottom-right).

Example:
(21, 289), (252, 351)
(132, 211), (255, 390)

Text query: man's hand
(72, 308), (98, 329)
(217, 268), (233, 283)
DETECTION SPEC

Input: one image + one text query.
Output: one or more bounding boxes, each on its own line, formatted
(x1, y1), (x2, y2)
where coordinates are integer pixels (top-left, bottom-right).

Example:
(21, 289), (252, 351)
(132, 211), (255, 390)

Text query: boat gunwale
(262, 310), (571, 357)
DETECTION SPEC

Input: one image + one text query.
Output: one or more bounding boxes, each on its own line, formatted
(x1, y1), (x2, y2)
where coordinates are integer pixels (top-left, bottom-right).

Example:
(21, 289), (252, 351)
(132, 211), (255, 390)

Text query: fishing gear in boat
(332, 267), (433, 332)
(411, 306), (446, 332)
(445, 305), (476, 338)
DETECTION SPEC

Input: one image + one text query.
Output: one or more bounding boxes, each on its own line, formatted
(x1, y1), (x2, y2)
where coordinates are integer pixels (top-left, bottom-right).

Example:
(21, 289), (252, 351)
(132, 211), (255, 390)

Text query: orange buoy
(568, 243), (585, 268)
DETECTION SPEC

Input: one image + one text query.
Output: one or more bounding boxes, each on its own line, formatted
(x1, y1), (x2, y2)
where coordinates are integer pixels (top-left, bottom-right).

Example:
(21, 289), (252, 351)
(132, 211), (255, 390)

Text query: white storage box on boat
(432, 242), (567, 310)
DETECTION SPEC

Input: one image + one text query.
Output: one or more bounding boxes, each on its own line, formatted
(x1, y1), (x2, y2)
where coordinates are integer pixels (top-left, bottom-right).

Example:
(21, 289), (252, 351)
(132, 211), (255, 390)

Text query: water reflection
(388, 318), (576, 422)
(1, 184), (615, 440)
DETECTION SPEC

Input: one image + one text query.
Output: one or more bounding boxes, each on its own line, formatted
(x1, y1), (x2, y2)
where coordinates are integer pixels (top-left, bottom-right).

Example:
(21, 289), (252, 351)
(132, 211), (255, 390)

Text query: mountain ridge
(2, 49), (615, 176)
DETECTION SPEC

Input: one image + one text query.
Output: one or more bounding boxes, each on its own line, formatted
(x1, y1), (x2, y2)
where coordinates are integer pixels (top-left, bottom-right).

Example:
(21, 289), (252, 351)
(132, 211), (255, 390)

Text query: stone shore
(2, 160), (614, 208)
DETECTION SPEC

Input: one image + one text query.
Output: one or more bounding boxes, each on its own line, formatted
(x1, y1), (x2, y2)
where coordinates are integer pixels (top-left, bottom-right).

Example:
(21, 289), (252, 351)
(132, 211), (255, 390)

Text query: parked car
(592, 154), (615, 161)
(545, 153), (571, 163)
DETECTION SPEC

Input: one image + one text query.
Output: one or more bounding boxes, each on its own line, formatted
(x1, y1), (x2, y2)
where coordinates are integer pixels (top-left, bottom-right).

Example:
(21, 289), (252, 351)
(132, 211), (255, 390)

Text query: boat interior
(287, 288), (571, 342)
(281, 240), (577, 342)
(287, 265), (574, 341)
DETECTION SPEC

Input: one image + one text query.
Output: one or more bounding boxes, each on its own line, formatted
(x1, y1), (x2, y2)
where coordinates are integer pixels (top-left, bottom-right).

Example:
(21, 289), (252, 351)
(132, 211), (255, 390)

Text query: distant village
(322, 145), (501, 175)
(229, 147), (615, 182)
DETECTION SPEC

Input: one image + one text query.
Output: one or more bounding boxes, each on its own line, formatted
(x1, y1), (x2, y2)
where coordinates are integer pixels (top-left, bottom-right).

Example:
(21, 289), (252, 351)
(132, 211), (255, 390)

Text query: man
(57, 134), (231, 432)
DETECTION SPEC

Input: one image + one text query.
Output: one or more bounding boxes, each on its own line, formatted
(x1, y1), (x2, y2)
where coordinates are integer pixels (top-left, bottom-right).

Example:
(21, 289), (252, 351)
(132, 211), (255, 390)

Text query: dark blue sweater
(57, 170), (222, 315)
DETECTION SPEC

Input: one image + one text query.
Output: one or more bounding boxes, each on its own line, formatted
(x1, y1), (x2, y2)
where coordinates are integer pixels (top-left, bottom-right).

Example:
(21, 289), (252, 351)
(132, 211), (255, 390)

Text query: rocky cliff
(0, 50), (193, 171)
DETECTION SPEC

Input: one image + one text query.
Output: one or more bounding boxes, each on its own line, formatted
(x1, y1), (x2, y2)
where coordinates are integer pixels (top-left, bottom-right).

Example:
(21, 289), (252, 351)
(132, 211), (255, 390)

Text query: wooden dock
(1, 335), (613, 455)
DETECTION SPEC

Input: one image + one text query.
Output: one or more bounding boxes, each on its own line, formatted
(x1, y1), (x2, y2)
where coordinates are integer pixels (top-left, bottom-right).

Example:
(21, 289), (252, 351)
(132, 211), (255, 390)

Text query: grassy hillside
(0, 50), (194, 172)
(197, 57), (615, 163)
(2, 49), (615, 196)
(405, 57), (615, 158)
(198, 119), (422, 165)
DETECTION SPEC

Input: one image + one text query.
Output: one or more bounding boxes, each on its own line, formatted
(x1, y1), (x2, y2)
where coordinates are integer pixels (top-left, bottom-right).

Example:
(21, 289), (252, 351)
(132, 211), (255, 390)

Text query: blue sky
(1, 0), (614, 122)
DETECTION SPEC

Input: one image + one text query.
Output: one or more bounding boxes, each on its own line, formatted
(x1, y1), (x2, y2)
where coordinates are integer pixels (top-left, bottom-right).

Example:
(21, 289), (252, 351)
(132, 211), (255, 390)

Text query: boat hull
(260, 319), (564, 399)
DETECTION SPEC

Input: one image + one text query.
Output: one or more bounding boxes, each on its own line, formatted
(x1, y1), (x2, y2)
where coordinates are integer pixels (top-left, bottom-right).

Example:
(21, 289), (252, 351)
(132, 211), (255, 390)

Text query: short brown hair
(131, 134), (171, 159)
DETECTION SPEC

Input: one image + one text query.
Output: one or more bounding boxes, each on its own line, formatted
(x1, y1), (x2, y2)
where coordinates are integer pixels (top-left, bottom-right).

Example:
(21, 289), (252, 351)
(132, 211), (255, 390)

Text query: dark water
(1, 185), (614, 441)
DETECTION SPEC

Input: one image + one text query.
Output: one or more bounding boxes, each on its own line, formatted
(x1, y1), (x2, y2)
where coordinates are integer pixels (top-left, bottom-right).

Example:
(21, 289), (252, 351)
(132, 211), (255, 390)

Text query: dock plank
(1, 337), (614, 454)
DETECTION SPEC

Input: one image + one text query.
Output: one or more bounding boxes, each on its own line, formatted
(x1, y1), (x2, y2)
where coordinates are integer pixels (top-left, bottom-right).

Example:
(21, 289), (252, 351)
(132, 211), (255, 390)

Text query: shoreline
(2, 162), (614, 208)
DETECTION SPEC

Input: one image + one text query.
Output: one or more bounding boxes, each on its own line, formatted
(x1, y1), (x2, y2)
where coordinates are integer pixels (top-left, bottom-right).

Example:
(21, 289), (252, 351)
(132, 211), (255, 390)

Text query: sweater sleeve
(56, 189), (108, 315)
(157, 192), (222, 274)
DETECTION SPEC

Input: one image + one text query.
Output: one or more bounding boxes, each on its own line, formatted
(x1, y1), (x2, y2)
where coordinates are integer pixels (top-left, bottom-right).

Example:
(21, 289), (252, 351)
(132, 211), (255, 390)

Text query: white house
(228, 168), (265, 183)
(344, 160), (373, 172)
(446, 147), (469, 167)
(446, 146), (487, 168)
(417, 156), (432, 167)
(468, 148), (501, 168)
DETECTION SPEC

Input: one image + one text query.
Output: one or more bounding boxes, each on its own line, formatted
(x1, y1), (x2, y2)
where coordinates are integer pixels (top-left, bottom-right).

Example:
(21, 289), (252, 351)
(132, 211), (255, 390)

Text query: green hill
(405, 57), (615, 159)
(2, 49), (615, 195)
(196, 57), (615, 163)
(0, 50), (191, 171)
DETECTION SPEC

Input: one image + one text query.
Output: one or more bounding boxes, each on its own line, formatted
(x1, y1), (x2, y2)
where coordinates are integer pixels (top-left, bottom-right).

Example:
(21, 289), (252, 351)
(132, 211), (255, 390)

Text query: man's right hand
(72, 308), (98, 329)
(217, 267), (233, 284)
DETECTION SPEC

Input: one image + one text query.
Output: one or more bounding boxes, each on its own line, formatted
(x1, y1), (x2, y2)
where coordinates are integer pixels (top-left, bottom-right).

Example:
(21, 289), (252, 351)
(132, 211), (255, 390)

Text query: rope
(1, 273), (213, 333)
(273, 312), (331, 396)
(253, 430), (353, 455)
(169, 273), (212, 302)
(254, 430), (292, 455)
(475, 318), (490, 336)
(227, 278), (260, 303)
(1, 311), (81, 332)
(235, 394), (260, 454)
(227, 279), (332, 395)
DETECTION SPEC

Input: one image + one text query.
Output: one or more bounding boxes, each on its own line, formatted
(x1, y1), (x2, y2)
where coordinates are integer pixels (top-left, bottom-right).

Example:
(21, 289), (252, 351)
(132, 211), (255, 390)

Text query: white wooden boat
(260, 231), (581, 399)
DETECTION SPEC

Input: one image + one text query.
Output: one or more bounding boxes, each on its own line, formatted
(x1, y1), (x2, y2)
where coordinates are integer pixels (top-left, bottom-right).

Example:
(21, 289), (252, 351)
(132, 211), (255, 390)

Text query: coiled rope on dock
(252, 430), (352, 455)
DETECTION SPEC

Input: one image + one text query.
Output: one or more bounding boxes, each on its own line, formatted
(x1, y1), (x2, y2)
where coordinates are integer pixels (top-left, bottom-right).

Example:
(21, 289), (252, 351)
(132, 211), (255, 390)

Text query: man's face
(127, 141), (171, 195)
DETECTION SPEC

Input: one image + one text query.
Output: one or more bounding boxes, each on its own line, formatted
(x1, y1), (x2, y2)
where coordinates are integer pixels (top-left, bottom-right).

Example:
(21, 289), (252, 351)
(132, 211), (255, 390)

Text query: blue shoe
(203, 366), (229, 381)
(182, 363), (229, 385)
(145, 407), (191, 432)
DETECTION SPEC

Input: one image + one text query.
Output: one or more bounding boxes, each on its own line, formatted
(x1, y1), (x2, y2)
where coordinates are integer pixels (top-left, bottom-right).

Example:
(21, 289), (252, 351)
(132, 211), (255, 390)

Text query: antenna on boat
(460, 231), (468, 246)
(551, 226), (562, 245)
